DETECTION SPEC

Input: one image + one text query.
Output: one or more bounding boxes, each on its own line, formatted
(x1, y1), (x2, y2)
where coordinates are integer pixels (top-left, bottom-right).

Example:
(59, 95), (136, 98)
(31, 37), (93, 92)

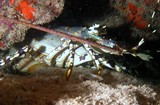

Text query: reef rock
(0, 0), (64, 50)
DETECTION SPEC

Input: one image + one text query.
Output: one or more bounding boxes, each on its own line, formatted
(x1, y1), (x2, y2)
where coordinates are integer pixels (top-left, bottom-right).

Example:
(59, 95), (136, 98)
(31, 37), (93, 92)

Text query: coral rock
(0, 0), (64, 50)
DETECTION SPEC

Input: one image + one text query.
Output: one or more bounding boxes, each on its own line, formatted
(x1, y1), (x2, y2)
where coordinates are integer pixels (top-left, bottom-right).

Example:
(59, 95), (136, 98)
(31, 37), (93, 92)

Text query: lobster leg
(66, 41), (77, 80)
(83, 44), (102, 75)
(0, 45), (31, 67)
(43, 39), (71, 66)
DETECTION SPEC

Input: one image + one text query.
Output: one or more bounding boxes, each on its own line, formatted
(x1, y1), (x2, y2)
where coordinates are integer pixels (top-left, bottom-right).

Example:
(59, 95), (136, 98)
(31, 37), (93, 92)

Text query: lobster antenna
(0, 15), (122, 55)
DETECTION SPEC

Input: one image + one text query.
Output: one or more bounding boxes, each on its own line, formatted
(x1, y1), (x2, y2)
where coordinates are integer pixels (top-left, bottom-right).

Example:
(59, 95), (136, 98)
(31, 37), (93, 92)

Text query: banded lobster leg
(65, 41), (77, 80)
(0, 45), (31, 68)
(82, 43), (102, 75)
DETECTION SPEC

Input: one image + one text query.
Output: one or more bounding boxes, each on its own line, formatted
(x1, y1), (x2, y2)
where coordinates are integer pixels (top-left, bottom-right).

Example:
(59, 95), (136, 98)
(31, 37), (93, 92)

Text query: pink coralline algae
(127, 3), (147, 29)
(0, 0), (64, 50)
(112, 0), (159, 30)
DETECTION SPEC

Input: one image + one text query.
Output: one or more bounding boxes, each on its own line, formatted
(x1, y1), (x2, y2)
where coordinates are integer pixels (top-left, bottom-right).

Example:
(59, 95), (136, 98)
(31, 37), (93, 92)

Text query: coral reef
(0, 0), (160, 104)
(0, 0), (64, 50)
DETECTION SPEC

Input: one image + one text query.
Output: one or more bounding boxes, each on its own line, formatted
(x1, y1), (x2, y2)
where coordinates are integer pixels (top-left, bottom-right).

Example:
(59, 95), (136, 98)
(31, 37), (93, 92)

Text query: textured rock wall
(0, 0), (64, 50)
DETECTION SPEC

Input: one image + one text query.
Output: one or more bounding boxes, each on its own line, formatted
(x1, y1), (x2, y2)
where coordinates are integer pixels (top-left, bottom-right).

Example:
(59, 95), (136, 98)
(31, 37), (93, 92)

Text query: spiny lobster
(0, 0), (159, 80)
(0, 21), (150, 80)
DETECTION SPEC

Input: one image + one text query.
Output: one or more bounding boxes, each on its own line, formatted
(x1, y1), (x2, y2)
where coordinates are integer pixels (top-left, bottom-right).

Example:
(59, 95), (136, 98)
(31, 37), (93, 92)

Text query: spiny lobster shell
(8, 26), (117, 74)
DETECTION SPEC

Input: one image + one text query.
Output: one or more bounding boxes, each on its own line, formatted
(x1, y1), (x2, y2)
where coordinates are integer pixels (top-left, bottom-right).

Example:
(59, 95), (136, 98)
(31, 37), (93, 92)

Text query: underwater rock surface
(0, 67), (159, 105)
(0, 0), (64, 50)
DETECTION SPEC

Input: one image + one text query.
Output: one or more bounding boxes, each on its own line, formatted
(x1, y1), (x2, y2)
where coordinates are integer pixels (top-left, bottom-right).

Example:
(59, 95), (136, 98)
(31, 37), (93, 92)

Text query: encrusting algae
(0, 0), (64, 50)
